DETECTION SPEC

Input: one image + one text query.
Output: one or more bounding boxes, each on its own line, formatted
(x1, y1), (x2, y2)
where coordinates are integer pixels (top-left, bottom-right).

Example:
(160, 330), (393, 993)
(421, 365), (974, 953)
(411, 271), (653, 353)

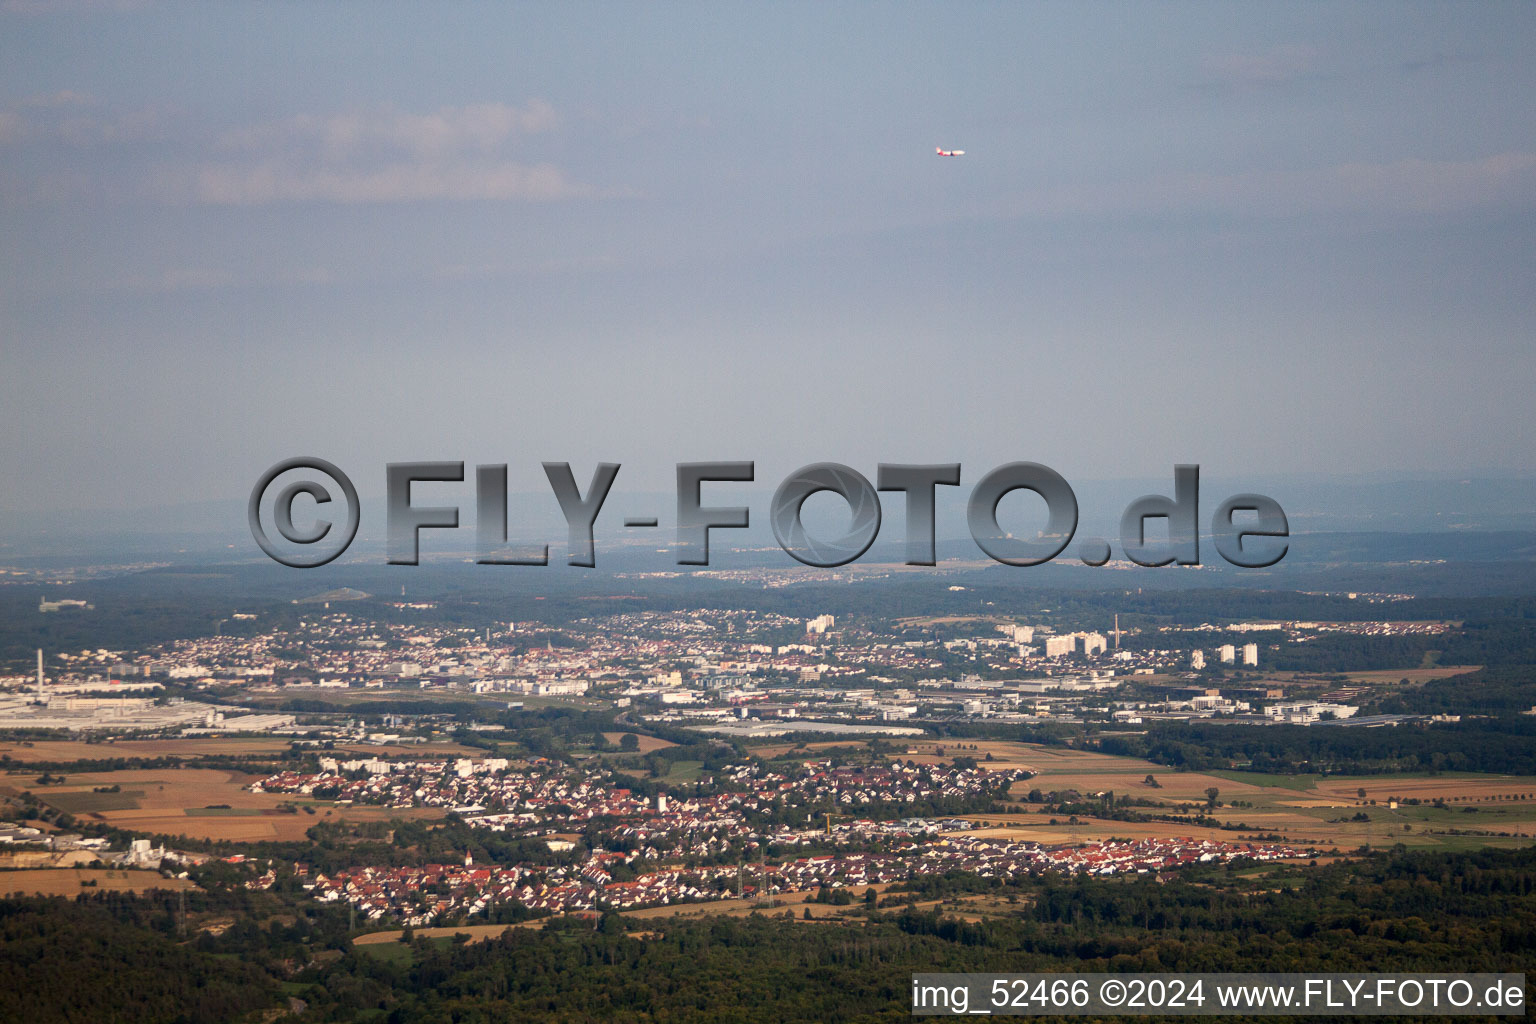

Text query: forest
(1097, 715), (1536, 776)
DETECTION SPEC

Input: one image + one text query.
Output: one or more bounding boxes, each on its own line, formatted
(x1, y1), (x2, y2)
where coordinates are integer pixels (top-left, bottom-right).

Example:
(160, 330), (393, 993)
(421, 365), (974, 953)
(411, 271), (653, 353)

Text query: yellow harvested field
(903, 740), (1163, 775)
(959, 811), (1411, 851)
(894, 741), (1536, 853)
(1276, 798), (1364, 808)
(957, 816), (1301, 845)
(0, 850), (104, 869)
(354, 923), (536, 945)
(0, 736), (479, 764)
(891, 615), (1007, 627)
(1017, 771), (1272, 803)
(1339, 666), (1479, 684)
(6, 768), (445, 842)
(1310, 777), (1536, 802)
(0, 737), (297, 762)
(0, 868), (195, 898)
(621, 884), (890, 920)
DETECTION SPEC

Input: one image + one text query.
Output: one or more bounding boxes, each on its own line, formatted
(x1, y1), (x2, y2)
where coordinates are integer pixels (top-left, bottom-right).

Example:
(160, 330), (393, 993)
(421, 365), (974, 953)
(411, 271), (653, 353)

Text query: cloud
(0, 98), (627, 206)
(1, 0), (151, 13)
(1400, 51), (1486, 75)
(184, 100), (625, 204)
(1196, 44), (1329, 92)
(188, 158), (619, 205)
(0, 93), (163, 147)
(217, 101), (558, 160)
(17, 89), (96, 108)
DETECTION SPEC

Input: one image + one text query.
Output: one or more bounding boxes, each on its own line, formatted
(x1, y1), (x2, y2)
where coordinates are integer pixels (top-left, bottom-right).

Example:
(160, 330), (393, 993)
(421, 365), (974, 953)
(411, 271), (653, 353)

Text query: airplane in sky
(936, 147), (965, 156)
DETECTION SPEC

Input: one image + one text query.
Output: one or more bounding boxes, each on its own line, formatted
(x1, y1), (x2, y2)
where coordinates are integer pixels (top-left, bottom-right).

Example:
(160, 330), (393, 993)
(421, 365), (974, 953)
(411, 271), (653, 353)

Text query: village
(249, 756), (1310, 924)
(250, 757), (1028, 859)
(293, 834), (1311, 925)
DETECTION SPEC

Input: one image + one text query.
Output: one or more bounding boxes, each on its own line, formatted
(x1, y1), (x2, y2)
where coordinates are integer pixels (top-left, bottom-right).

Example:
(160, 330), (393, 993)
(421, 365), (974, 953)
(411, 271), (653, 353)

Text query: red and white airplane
(936, 147), (965, 156)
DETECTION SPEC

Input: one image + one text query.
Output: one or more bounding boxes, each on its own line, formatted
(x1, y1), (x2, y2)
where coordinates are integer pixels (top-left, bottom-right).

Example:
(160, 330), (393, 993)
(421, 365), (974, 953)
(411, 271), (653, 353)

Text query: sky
(2, 2), (1534, 527)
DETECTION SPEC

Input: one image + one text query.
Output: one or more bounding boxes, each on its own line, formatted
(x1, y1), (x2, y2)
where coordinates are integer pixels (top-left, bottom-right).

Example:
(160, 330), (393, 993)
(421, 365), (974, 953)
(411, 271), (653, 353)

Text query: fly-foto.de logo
(248, 460), (1288, 571)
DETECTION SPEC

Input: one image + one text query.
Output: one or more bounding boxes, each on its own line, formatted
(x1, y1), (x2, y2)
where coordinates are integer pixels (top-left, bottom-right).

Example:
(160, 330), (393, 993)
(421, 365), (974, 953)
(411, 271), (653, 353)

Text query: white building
(1190, 650), (1206, 670)
(1265, 701), (1358, 725)
(1190, 694), (1251, 714)
(658, 690), (701, 704)
(1218, 644), (1236, 664)
(1044, 636), (1075, 658)
(1243, 643), (1259, 667)
(534, 679), (589, 696)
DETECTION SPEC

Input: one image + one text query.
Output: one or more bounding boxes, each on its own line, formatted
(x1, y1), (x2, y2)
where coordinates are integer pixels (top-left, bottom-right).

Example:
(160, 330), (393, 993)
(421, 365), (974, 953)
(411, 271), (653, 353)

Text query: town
(0, 604), (1461, 737)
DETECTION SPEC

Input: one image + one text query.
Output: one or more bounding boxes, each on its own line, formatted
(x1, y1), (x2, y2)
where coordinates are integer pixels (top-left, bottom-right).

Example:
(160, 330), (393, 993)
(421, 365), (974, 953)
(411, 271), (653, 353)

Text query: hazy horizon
(3, 3), (1534, 524)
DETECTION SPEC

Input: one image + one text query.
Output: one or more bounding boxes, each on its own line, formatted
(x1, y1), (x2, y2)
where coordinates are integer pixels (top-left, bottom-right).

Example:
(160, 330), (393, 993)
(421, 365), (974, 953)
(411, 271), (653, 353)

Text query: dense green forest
(0, 896), (280, 1024)
(1098, 716), (1536, 776)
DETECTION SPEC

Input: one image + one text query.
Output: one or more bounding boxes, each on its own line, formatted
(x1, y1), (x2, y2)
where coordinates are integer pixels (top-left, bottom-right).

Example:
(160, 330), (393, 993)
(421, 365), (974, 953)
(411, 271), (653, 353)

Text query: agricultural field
(0, 868), (194, 898)
(4, 768), (445, 842)
(892, 739), (1536, 854)
(0, 737), (297, 763)
(747, 739), (884, 758)
(661, 760), (705, 783)
(615, 883), (1030, 925)
(351, 893), (887, 946)
(0, 849), (104, 869)
(1337, 666), (1480, 685)
(896, 891), (1037, 924)
(353, 923), (543, 948)
(352, 884), (1026, 938)
(0, 736), (481, 764)
(890, 614), (1008, 628)
(600, 733), (677, 753)
(902, 739), (1144, 774)
(1308, 776), (1536, 803)
(620, 884), (890, 922)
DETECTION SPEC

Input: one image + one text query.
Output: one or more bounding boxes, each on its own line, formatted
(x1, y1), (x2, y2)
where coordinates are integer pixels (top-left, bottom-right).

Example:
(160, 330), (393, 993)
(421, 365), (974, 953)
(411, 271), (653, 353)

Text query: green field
(663, 760), (705, 783)
(1207, 770), (1323, 791)
(355, 936), (458, 964)
(1211, 768), (1517, 790)
(354, 941), (415, 965)
(37, 789), (144, 813)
